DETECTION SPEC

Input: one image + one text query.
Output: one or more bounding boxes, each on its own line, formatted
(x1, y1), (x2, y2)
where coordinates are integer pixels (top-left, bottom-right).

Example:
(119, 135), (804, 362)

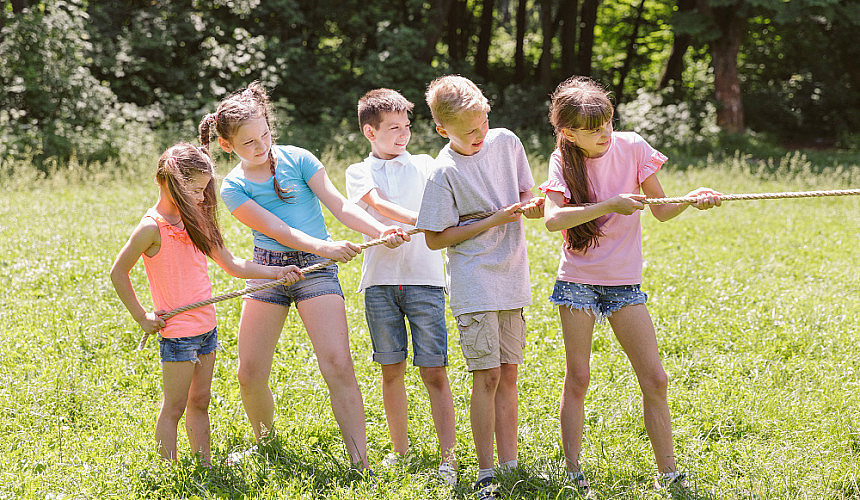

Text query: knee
(564, 367), (591, 399)
(419, 366), (448, 390)
(237, 361), (269, 389)
(474, 368), (501, 393)
(640, 367), (669, 397)
(317, 351), (355, 383)
(186, 390), (211, 413)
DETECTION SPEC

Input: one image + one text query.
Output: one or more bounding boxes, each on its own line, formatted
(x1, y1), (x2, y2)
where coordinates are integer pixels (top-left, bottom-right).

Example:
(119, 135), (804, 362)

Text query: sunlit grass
(1, 150), (858, 498)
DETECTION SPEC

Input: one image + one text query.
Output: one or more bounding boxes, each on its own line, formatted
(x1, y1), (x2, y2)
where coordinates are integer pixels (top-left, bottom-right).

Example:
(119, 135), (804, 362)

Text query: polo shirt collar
(368, 152), (411, 170)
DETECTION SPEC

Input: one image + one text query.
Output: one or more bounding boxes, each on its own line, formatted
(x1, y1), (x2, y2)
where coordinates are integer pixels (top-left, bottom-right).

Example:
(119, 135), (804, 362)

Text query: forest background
(1, 0), (858, 170)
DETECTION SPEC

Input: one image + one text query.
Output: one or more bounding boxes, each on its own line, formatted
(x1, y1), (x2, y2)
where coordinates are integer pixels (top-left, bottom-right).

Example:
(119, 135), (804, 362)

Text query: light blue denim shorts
(364, 285), (448, 367)
(550, 280), (647, 319)
(158, 327), (218, 363)
(246, 247), (343, 307)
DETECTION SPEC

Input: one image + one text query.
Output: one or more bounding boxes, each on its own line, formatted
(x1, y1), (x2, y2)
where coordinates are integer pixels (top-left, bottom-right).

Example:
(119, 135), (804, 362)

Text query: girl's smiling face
(563, 120), (613, 158)
(219, 116), (272, 167)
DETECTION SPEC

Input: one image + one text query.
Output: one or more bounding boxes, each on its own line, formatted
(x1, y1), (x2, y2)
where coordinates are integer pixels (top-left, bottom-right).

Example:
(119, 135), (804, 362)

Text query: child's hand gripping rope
(137, 227), (415, 349)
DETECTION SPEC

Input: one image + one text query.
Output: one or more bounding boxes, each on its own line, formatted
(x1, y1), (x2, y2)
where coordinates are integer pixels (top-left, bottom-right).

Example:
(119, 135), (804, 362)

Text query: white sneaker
(436, 462), (457, 487)
(226, 444), (258, 466)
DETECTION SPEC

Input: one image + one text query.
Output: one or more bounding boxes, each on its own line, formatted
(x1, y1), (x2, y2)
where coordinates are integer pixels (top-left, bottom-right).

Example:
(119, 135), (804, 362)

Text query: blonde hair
(425, 75), (490, 126)
(198, 81), (294, 202)
(156, 143), (224, 257)
(358, 89), (414, 130)
(549, 76), (615, 252)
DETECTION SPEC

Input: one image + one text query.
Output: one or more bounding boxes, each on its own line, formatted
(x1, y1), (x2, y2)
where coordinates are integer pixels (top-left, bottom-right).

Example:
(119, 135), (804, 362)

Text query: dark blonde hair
(425, 75), (490, 126)
(549, 76), (615, 252)
(198, 81), (293, 201)
(358, 89), (414, 130)
(156, 143), (224, 257)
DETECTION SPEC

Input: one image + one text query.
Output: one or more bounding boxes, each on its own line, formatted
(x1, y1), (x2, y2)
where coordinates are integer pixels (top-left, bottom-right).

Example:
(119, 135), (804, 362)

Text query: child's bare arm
(361, 188), (418, 226)
(209, 244), (303, 284)
(424, 203), (523, 250)
(109, 219), (166, 334)
(641, 174), (721, 222)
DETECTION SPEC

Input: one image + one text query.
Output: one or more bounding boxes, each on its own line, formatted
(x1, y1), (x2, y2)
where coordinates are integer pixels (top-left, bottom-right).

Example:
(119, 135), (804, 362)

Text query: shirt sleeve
(345, 162), (373, 204)
(416, 176), (459, 232)
(538, 150), (571, 201)
(633, 134), (667, 184)
(220, 172), (251, 213)
(513, 134), (535, 194)
(295, 147), (325, 182)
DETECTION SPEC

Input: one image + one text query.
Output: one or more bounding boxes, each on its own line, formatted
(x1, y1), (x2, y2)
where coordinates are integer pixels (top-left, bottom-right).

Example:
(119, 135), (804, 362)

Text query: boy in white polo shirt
(345, 88), (457, 486)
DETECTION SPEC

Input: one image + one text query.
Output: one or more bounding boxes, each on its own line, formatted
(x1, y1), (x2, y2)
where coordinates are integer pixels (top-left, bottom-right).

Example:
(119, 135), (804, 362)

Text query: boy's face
(218, 116), (272, 168)
(365, 110), (411, 160)
(436, 110), (489, 156)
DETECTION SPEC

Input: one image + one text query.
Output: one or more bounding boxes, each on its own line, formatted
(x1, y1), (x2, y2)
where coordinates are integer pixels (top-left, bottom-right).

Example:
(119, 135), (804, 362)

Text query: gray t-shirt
(416, 128), (534, 317)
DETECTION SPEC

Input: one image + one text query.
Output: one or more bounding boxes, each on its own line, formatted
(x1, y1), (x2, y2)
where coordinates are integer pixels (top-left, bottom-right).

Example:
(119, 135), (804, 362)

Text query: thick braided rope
(137, 228), (422, 349)
(459, 188), (860, 221)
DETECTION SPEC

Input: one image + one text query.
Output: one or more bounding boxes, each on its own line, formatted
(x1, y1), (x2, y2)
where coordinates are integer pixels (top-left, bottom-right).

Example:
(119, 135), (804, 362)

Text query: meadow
(1, 148), (859, 499)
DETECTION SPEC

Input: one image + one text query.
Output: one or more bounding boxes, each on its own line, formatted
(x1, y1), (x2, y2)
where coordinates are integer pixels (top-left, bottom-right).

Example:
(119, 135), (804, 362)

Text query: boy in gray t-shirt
(416, 75), (543, 496)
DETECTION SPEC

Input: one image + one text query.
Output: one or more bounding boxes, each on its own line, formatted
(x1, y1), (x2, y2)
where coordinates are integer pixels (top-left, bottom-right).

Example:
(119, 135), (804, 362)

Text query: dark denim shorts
(245, 247), (343, 307)
(158, 327), (218, 363)
(364, 285), (448, 367)
(550, 280), (647, 320)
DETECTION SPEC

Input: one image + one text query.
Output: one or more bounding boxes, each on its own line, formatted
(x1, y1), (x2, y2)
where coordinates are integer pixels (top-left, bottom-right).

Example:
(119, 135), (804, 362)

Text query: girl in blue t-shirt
(199, 82), (408, 469)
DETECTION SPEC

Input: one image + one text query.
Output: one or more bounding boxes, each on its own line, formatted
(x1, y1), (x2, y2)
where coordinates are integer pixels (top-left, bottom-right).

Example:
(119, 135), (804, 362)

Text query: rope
(137, 228), (422, 349)
(459, 188), (860, 221)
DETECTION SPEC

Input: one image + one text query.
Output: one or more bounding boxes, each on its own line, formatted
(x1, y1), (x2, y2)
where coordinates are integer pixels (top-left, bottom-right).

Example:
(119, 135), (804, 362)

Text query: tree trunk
(422, 0), (456, 63)
(475, 0), (496, 79)
(658, 0), (695, 89)
(446, 0), (469, 65)
(614, 0), (646, 106)
(11, 0), (30, 13)
(514, 0), (527, 82)
(538, 0), (555, 90)
(577, 0), (599, 76)
(560, 0), (579, 77)
(700, 0), (745, 132)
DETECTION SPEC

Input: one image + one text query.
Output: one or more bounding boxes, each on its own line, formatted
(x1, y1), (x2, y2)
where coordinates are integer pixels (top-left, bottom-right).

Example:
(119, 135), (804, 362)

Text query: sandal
(568, 469), (590, 494)
(655, 471), (690, 493)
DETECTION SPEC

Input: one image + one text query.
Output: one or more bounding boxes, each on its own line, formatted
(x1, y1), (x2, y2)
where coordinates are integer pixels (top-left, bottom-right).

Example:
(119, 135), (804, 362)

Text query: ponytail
(549, 75), (615, 253)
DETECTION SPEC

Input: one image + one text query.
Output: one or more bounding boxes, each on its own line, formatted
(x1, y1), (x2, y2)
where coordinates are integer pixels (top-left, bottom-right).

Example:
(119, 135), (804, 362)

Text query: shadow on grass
(134, 436), (376, 499)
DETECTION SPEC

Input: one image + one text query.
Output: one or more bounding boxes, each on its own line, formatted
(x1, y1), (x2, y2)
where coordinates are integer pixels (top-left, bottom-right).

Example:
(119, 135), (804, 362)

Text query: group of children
(111, 74), (721, 497)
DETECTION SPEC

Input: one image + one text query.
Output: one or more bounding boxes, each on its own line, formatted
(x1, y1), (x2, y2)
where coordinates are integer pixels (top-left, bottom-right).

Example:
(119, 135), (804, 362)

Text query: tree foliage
(0, 0), (856, 167)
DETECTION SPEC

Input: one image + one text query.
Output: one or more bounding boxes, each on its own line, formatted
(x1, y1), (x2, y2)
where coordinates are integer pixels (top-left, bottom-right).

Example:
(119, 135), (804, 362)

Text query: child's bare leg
(381, 360), (409, 455)
(185, 351), (215, 463)
(236, 299), (289, 440)
(609, 303), (676, 472)
(470, 367), (500, 469)
(297, 294), (368, 468)
(494, 363), (518, 464)
(559, 307), (596, 471)
(419, 365), (456, 464)
(156, 361), (195, 461)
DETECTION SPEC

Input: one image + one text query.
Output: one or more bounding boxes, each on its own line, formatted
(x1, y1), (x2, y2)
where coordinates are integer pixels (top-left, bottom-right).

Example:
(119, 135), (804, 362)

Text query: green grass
(1, 149), (859, 499)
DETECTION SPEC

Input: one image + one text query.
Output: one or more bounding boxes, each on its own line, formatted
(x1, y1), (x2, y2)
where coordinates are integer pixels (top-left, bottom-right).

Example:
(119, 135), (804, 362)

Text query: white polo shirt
(345, 152), (446, 292)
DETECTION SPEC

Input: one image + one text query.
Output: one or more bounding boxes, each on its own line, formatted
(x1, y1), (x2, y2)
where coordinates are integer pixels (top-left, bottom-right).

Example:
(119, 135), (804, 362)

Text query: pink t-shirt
(141, 209), (216, 338)
(539, 132), (666, 285)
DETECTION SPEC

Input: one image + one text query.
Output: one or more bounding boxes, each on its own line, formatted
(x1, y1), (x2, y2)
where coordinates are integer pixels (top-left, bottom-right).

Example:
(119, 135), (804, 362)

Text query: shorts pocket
(457, 312), (492, 358)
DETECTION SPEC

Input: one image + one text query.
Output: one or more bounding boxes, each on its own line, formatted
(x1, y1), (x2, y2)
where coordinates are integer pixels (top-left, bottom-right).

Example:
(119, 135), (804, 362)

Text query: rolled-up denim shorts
(159, 327), (218, 363)
(364, 285), (448, 367)
(245, 247), (343, 307)
(550, 280), (647, 320)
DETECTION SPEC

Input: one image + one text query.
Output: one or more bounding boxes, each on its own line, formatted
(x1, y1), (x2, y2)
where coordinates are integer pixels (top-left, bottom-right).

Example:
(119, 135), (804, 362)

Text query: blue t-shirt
(220, 145), (330, 252)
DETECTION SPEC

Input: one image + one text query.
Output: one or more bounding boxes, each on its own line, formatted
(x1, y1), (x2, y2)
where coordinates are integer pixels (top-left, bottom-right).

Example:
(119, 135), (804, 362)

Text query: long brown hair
(156, 143), (224, 257)
(198, 81), (294, 201)
(549, 76), (614, 252)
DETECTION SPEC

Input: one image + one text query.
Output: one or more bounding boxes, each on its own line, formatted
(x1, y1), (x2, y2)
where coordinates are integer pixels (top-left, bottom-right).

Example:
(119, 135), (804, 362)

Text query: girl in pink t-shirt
(540, 76), (721, 492)
(110, 143), (302, 464)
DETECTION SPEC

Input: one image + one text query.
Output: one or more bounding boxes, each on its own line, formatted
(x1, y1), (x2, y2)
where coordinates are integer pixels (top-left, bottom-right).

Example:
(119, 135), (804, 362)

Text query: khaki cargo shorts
(456, 308), (526, 371)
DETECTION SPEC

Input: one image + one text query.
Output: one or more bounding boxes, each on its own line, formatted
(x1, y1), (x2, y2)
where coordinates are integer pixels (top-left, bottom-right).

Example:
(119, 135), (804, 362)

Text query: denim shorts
(245, 247), (343, 307)
(158, 327), (218, 363)
(365, 285), (448, 367)
(549, 280), (647, 320)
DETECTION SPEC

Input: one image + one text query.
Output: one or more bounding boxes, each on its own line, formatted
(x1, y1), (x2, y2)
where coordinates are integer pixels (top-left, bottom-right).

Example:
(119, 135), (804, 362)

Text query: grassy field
(1, 149), (859, 499)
